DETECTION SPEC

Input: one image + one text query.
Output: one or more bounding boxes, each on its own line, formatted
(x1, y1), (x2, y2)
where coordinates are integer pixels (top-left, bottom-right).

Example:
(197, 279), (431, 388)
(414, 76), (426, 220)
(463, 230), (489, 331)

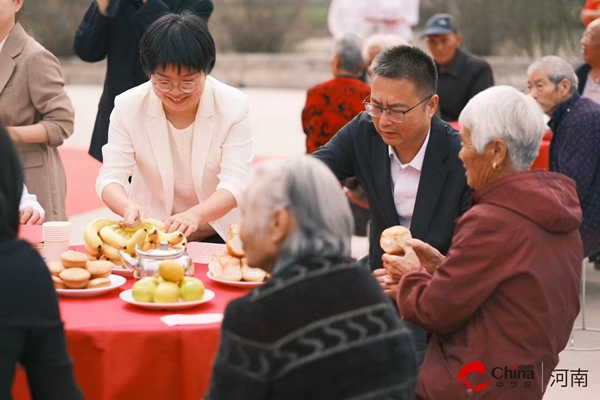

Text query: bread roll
(209, 250), (243, 281)
(242, 265), (267, 282)
(380, 226), (412, 255)
(226, 224), (245, 257)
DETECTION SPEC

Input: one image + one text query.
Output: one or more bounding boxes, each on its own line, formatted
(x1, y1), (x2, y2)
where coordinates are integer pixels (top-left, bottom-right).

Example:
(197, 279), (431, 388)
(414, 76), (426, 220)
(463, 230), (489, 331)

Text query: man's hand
(373, 268), (399, 299)
(97, 0), (110, 15)
(19, 207), (45, 225)
(164, 207), (202, 237)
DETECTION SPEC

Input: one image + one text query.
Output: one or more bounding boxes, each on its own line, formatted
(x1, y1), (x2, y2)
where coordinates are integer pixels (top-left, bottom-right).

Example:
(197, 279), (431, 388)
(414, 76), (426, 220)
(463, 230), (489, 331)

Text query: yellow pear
(138, 276), (159, 287)
(158, 259), (185, 283)
(180, 277), (205, 302)
(132, 280), (156, 302)
(153, 282), (180, 303)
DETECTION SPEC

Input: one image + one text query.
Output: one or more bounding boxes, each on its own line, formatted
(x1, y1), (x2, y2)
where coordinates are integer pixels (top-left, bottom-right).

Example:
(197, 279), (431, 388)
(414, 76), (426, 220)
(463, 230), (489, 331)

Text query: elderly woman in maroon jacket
(377, 86), (583, 400)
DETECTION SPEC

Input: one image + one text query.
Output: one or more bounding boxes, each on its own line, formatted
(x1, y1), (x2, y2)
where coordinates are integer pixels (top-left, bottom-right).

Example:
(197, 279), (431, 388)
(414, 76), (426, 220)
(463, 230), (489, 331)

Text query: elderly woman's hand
(409, 239), (446, 274)
(373, 268), (400, 299)
(382, 241), (428, 281)
(123, 202), (143, 227)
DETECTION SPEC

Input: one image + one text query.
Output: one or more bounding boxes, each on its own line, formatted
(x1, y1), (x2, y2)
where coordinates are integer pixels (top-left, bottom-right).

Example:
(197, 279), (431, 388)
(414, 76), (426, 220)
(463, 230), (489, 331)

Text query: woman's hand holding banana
(164, 206), (202, 237)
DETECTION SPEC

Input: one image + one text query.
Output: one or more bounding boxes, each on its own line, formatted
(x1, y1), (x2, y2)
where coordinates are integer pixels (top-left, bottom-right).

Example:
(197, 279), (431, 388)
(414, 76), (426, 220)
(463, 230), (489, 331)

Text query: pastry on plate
(226, 224), (245, 258)
(86, 277), (111, 289)
(52, 276), (66, 289)
(46, 261), (65, 276)
(61, 250), (88, 268)
(86, 260), (113, 279)
(59, 268), (91, 289)
(209, 250), (243, 281)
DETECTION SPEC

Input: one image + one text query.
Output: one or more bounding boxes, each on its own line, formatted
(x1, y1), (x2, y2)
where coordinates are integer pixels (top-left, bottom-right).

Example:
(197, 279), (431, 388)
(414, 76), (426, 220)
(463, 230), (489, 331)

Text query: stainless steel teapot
(119, 242), (194, 279)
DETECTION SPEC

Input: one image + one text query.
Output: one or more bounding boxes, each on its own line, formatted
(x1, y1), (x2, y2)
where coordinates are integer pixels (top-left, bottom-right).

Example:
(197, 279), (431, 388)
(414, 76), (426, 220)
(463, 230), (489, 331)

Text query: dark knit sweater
(0, 239), (82, 400)
(206, 256), (417, 400)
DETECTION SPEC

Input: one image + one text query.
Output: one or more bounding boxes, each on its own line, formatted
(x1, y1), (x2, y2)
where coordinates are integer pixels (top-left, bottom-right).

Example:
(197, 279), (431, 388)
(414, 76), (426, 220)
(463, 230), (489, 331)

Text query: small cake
(86, 260), (113, 279)
(86, 277), (111, 289)
(59, 268), (91, 289)
(46, 261), (65, 276)
(61, 251), (88, 268)
(52, 276), (66, 289)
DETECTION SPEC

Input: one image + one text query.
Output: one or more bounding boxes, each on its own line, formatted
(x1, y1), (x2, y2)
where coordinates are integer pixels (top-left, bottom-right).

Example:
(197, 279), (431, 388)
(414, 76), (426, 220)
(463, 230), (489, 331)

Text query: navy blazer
(313, 113), (473, 271)
(73, 0), (213, 161)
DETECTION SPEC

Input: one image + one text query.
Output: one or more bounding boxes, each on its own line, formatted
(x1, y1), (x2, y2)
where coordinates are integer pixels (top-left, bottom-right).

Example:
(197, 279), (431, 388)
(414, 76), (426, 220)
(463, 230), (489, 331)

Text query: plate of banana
(83, 217), (187, 276)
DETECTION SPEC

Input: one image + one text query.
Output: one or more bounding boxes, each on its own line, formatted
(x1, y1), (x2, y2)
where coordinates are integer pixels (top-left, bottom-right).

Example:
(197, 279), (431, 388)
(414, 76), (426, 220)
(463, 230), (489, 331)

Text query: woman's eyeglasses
(152, 80), (204, 94)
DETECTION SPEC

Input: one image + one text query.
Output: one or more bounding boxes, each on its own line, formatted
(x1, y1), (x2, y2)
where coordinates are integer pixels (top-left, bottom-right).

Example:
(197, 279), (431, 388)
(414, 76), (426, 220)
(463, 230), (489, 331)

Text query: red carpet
(58, 147), (104, 217)
(57, 148), (283, 217)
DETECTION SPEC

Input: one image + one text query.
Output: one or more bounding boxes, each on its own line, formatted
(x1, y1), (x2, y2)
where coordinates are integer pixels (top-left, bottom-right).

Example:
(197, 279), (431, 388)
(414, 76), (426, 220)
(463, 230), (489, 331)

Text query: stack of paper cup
(42, 221), (71, 262)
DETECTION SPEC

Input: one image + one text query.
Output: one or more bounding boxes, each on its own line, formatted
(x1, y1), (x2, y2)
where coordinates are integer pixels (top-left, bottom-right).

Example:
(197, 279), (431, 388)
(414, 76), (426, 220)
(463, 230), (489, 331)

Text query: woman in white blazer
(96, 13), (253, 242)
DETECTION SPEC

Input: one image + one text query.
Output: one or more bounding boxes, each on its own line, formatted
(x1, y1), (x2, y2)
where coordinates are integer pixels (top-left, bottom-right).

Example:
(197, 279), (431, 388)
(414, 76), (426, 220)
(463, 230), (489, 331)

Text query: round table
(12, 238), (248, 400)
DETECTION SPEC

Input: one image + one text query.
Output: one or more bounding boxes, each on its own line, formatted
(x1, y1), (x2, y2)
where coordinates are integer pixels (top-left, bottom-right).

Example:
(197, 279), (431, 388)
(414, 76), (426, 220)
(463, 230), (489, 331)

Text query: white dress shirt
(20, 185), (46, 216)
(582, 73), (600, 104)
(389, 130), (430, 228)
(0, 36), (7, 53)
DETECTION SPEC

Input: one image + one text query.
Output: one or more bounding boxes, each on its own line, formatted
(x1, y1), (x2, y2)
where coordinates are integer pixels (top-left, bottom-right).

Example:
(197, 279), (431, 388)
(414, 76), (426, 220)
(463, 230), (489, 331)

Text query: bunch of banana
(84, 218), (187, 267)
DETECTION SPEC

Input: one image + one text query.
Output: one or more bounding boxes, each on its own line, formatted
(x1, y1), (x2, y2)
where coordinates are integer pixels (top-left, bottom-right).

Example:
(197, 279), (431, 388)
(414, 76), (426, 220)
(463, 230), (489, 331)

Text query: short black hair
(372, 45), (438, 97)
(0, 121), (24, 241)
(140, 12), (216, 76)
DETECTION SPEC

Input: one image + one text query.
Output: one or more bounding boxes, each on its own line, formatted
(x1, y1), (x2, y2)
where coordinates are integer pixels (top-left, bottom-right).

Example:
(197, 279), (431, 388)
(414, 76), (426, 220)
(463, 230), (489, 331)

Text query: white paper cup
(44, 239), (70, 262)
(43, 221), (70, 243)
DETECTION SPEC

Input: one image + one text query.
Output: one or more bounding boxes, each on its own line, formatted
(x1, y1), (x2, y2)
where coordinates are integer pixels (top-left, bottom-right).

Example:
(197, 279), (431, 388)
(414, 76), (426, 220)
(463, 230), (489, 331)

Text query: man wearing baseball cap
(422, 13), (494, 122)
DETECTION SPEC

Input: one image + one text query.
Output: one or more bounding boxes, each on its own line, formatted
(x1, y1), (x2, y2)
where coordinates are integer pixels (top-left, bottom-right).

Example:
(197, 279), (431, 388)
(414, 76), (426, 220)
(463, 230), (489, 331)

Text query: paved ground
(62, 84), (600, 399)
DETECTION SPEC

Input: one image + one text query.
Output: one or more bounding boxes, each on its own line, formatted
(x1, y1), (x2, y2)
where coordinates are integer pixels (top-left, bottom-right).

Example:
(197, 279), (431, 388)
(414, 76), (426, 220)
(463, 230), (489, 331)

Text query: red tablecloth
(12, 244), (248, 400)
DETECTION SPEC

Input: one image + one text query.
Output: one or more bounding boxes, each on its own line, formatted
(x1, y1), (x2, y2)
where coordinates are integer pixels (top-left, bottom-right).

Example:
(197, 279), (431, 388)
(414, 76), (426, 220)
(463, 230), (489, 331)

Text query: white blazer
(96, 76), (254, 239)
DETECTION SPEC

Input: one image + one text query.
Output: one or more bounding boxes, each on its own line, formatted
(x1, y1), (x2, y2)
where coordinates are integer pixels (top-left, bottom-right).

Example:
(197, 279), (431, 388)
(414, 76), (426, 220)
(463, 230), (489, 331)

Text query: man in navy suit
(313, 45), (472, 362)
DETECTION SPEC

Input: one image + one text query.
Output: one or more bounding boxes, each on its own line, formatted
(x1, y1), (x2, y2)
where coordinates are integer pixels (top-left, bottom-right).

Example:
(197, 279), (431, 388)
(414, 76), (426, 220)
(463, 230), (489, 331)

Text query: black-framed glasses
(152, 79), (204, 94)
(363, 94), (434, 123)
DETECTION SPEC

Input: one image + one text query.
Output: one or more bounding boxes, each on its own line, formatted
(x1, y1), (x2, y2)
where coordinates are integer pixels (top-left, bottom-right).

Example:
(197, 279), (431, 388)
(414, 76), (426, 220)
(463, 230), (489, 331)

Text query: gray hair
(245, 156), (354, 261)
(458, 86), (547, 172)
(362, 34), (409, 62)
(527, 56), (578, 95)
(335, 36), (365, 75)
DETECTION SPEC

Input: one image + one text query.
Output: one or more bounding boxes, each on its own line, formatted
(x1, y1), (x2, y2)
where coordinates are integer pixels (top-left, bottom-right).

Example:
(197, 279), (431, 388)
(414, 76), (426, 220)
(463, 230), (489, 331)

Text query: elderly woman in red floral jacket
(301, 36), (370, 153)
(377, 86), (583, 400)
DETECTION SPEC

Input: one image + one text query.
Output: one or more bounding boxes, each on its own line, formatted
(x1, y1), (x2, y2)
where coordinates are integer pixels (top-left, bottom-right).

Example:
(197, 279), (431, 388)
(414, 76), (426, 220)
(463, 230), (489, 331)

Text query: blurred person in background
(581, 0), (600, 27)
(422, 13), (494, 122)
(327, 0), (366, 40)
(74, 0), (214, 162)
(0, 0), (74, 221)
(328, 0), (418, 42)
(302, 36), (371, 236)
(576, 18), (600, 103)
(528, 56), (600, 263)
(382, 86), (582, 400)
(363, 0), (419, 42)
(0, 121), (83, 400)
(362, 34), (408, 79)
(206, 156), (417, 400)
(96, 13), (253, 243)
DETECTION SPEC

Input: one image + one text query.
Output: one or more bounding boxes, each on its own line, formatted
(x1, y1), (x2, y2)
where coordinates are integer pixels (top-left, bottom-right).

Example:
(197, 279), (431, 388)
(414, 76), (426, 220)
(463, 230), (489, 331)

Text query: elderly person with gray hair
(206, 156), (418, 400)
(362, 34), (408, 78)
(380, 86), (583, 399)
(302, 36), (371, 153)
(528, 56), (600, 260)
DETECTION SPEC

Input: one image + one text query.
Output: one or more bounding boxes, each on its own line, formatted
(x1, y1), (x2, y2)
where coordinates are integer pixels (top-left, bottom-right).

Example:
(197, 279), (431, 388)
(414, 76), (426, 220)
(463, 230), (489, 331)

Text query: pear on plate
(179, 277), (205, 302)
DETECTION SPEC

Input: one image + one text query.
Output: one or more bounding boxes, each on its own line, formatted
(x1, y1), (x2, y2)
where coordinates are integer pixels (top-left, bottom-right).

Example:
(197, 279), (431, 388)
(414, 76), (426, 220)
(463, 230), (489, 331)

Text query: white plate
(206, 271), (265, 288)
(56, 274), (127, 298)
(111, 267), (133, 277)
(119, 289), (215, 311)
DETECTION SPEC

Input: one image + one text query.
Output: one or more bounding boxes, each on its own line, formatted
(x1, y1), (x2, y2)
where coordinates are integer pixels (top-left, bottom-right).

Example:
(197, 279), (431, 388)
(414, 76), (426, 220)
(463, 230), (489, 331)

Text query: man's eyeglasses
(363, 94), (434, 123)
(152, 79), (204, 94)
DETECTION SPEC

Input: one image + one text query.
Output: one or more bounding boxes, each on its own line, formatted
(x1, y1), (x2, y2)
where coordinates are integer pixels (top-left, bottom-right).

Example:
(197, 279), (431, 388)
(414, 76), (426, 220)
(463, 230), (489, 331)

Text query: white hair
(244, 156), (354, 261)
(335, 36), (365, 75)
(458, 86), (547, 171)
(362, 34), (409, 63)
(527, 56), (578, 95)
